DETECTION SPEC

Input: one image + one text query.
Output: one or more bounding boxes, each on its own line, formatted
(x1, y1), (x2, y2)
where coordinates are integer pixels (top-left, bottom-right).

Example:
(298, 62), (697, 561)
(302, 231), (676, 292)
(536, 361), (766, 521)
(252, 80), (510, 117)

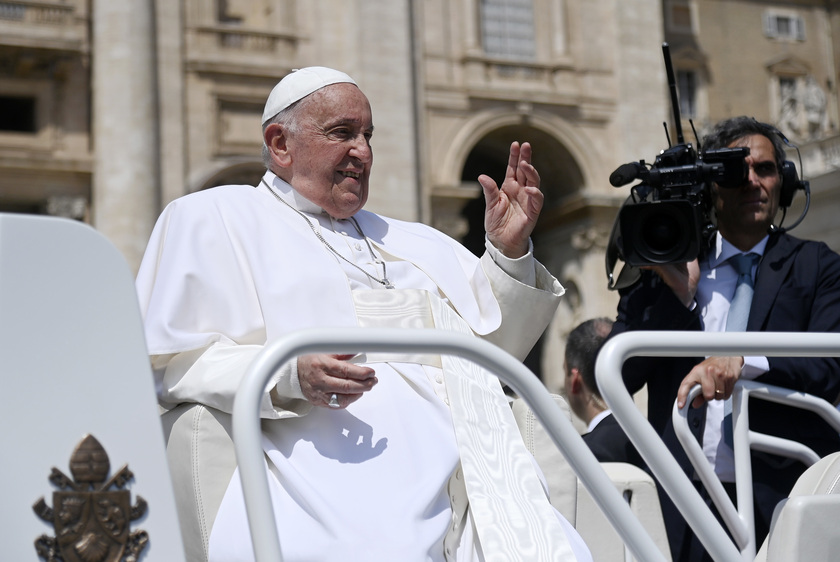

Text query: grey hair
(261, 96), (308, 168)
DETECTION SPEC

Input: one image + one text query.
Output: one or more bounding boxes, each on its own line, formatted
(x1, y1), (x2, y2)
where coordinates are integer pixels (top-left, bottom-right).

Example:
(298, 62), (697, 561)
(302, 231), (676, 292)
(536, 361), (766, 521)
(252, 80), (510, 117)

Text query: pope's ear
(264, 123), (292, 168)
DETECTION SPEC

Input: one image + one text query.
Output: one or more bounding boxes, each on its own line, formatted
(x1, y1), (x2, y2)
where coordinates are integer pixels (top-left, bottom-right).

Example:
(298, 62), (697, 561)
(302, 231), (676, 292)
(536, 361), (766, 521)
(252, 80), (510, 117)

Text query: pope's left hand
(479, 141), (542, 259)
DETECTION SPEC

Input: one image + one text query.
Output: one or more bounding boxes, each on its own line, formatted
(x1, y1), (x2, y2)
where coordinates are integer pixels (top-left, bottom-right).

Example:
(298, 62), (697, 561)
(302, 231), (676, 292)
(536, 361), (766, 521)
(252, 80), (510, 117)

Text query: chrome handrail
(674, 379), (840, 560)
(597, 330), (840, 562)
(233, 328), (669, 562)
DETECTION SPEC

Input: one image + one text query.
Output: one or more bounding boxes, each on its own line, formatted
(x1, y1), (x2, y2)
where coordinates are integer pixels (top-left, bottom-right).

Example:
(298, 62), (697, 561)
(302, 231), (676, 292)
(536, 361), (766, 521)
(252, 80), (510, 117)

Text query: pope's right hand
(297, 354), (378, 409)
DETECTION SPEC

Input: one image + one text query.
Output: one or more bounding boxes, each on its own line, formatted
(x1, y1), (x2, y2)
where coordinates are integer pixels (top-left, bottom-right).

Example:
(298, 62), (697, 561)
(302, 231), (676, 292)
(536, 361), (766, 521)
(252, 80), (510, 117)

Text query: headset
(765, 124), (810, 231)
(779, 160), (806, 207)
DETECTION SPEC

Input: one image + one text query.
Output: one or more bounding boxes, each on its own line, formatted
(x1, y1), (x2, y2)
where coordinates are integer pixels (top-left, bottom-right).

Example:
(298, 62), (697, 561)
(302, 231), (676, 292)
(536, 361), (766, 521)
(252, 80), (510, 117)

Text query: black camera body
(606, 44), (810, 291)
(605, 43), (753, 291)
(611, 143), (749, 266)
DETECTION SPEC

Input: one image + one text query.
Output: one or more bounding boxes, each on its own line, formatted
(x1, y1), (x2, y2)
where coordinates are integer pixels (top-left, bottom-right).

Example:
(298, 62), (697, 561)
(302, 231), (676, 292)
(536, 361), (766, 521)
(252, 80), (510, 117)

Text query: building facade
(665, 0), (840, 247)
(2, 0), (838, 392)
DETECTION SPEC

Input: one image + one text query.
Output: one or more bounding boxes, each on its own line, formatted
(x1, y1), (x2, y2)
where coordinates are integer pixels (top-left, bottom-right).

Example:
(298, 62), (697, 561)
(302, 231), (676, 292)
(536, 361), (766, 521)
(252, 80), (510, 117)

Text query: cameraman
(610, 116), (840, 561)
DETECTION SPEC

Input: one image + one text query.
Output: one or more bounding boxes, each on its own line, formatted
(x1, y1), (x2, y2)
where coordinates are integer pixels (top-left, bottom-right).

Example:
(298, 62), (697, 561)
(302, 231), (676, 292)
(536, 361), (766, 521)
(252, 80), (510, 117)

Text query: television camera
(606, 43), (808, 291)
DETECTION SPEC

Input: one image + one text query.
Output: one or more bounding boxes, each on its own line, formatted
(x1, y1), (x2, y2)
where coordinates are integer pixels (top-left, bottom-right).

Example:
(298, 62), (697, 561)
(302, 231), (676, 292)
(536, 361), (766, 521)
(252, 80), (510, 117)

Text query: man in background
(612, 116), (840, 560)
(565, 317), (644, 468)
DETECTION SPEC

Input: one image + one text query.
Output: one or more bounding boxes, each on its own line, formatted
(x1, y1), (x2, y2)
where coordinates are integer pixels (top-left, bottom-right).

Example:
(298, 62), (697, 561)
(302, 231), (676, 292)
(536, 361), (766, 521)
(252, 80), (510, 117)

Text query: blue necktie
(725, 253), (759, 332)
(723, 252), (760, 447)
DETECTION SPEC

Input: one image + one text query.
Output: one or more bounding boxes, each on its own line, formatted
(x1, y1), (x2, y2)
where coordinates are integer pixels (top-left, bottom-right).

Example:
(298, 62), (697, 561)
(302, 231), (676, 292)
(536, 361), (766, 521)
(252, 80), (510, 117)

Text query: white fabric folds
(207, 289), (582, 560)
(424, 294), (578, 561)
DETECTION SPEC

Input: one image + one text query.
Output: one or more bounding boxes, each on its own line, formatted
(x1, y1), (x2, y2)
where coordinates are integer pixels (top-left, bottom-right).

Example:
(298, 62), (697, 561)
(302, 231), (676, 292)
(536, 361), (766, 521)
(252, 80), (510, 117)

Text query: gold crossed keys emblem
(32, 434), (149, 562)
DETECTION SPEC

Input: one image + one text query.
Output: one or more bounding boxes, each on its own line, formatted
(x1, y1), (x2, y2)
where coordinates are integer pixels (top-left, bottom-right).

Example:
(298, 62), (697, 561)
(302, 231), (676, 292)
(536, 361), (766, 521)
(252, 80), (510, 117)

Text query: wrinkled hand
(297, 354), (377, 409)
(643, 259), (700, 308)
(478, 141), (542, 259)
(677, 356), (744, 409)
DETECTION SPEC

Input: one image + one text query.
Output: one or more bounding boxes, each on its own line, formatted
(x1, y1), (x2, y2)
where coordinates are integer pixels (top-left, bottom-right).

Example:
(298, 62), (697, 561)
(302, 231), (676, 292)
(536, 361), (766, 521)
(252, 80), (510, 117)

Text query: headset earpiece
(779, 160), (804, 208)
(766, 124), (805, 209)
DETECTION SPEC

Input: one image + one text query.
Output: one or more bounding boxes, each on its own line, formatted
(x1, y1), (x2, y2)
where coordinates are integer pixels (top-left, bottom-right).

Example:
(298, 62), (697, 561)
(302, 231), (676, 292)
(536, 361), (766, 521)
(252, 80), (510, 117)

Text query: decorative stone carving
(570, 226), (610, 251)
(778, 75), (828, 141)
(32, 434), (148, 562)
(778, 79), (801, 138)
(804, 75), (827, 140)
(46, 196), (87, 221)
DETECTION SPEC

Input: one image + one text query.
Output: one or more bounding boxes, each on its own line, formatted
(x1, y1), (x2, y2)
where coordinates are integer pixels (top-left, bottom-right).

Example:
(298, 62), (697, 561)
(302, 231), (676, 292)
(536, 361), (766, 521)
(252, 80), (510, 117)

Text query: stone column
(92, 0), (159, 273)
(155, 0), (186, 208)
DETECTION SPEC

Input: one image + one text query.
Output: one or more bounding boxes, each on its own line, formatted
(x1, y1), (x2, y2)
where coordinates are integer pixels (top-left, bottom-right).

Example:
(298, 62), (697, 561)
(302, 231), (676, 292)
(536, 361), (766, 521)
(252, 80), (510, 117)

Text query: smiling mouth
(339, 171), (361, 179)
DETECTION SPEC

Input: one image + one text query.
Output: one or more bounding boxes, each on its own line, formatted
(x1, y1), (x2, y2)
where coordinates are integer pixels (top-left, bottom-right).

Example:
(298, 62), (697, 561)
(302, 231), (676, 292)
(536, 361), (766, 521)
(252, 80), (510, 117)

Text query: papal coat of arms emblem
(32, 434), (149, 562)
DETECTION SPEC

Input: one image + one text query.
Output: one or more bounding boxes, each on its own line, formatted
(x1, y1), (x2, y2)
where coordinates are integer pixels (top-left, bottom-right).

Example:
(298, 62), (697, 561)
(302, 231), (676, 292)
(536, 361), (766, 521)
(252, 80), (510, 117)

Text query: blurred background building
(2, 0), (839, 392)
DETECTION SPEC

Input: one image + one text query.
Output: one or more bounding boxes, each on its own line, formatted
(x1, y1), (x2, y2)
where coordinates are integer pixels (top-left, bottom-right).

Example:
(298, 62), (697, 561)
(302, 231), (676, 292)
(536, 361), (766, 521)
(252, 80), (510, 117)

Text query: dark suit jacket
(611, 232), (840, 552)
(583, 412), (646, 469)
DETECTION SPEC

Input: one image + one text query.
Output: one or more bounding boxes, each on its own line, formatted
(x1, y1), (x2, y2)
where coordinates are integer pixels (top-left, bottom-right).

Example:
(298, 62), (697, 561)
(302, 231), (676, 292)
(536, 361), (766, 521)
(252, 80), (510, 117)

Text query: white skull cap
(262, 66), (357, 124)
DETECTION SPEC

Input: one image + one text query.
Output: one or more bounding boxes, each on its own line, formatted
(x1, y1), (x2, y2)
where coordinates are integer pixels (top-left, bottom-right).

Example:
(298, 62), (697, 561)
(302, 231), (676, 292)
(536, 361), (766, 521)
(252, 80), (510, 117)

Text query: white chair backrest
(511, 394), (579, 522)
(0, 214), (186, 561)
(512, 396), (672, 561)
(755, 451), (840, 562)
(597, 330), (840, 562)
(575, 463), (672, 562)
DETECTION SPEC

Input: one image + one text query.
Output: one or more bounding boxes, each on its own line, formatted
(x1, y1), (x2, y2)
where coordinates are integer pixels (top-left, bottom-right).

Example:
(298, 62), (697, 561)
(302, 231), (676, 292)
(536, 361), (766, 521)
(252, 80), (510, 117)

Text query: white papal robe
(136, 171), (591, 561)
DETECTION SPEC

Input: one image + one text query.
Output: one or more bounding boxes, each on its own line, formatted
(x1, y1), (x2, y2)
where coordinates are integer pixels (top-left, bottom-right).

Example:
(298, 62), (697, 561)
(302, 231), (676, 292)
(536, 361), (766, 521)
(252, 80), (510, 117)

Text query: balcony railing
(0, 1), (72, 26)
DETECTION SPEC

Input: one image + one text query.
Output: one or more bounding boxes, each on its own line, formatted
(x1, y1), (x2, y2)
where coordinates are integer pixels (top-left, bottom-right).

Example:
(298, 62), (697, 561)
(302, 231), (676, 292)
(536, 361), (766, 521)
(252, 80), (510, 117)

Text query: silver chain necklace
(262, 179), (394, 289)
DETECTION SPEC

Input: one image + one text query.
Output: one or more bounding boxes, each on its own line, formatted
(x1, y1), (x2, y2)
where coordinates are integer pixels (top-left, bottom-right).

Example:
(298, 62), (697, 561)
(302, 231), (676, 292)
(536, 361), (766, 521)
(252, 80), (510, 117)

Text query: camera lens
(618, 199), (701, 266)
(641, 214), (680, 255)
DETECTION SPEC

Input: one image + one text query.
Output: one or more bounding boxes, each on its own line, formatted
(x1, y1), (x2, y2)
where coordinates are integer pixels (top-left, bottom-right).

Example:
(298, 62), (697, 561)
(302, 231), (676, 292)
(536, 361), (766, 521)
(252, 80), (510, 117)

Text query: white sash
(353, 289), (577, 561)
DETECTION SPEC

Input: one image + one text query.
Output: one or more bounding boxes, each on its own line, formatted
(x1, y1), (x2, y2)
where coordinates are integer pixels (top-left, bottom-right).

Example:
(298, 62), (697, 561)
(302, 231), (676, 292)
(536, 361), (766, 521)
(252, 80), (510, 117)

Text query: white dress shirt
(695, 232), (770, 481)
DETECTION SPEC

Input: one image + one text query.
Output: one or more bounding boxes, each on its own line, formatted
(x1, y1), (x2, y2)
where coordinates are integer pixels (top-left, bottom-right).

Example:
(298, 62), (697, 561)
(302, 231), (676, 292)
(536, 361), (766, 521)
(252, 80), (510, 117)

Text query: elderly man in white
(137, 67), (591, 561)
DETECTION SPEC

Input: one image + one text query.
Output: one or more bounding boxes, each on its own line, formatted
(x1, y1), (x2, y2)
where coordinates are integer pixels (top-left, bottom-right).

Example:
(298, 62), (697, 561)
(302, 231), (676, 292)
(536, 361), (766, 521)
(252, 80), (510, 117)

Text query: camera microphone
(609, 162), (645, 187)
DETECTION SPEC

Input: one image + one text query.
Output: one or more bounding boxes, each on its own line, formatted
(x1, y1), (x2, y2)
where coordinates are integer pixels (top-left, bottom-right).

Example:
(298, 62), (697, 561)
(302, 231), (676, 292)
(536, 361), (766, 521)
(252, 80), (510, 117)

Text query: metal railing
(596, 331), (840, 562)
(232, 328), (669, 562)
(674, 379), (840, 560)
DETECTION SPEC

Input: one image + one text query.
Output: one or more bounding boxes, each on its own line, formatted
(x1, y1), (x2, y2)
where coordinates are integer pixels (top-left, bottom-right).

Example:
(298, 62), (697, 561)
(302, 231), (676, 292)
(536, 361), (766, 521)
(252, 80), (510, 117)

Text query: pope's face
(712, 134), (782, 243)
(284, 83), (373, 219)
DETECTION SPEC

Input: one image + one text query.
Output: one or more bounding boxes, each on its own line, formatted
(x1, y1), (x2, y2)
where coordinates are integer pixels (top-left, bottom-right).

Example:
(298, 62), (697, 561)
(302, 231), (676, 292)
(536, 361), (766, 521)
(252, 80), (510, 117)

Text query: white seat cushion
(755, 451), (840, 562)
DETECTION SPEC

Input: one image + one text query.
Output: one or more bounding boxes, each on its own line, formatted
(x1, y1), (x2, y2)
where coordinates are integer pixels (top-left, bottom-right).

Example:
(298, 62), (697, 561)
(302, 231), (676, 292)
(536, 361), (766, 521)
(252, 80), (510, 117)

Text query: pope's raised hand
(478, 141), (542, 259)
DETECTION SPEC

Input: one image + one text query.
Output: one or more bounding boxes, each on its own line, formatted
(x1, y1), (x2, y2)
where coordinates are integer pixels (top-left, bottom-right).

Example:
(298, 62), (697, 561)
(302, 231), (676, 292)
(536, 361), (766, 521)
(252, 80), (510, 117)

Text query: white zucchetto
(261, 66), (357, 124)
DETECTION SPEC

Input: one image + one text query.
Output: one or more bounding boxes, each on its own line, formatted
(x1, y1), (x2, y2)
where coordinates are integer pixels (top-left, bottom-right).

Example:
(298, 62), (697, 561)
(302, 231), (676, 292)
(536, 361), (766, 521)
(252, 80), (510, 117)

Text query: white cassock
(136, 171), (592, 562)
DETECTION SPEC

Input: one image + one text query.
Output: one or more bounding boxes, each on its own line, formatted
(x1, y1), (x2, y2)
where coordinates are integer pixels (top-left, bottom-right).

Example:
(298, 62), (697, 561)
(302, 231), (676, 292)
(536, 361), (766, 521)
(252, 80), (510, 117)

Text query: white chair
(513, 396), (672, 562)
(0, 214), (186, 561)
(755, 451), (840, 562)
(574, 463), (671, 562)
(161, 403), (238, 561)
(512, 395), (579, 522)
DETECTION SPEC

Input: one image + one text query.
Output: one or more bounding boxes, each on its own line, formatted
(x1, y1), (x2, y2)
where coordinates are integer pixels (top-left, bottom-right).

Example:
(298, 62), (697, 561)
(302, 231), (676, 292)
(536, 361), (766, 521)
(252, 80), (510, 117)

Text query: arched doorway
(459, 124), (585, 253)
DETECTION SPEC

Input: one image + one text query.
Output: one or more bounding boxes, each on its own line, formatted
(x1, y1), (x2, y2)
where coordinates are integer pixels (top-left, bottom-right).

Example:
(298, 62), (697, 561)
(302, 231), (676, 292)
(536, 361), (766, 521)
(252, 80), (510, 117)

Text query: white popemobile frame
(233, 328), (840, 562)
(232, 328), (670, 562)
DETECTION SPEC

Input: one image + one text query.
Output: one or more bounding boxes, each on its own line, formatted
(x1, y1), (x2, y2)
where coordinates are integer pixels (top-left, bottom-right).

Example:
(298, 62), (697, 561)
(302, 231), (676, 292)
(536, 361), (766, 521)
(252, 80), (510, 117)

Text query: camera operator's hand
(643, 259), (700, 309)
(677, 355), (744, 408)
